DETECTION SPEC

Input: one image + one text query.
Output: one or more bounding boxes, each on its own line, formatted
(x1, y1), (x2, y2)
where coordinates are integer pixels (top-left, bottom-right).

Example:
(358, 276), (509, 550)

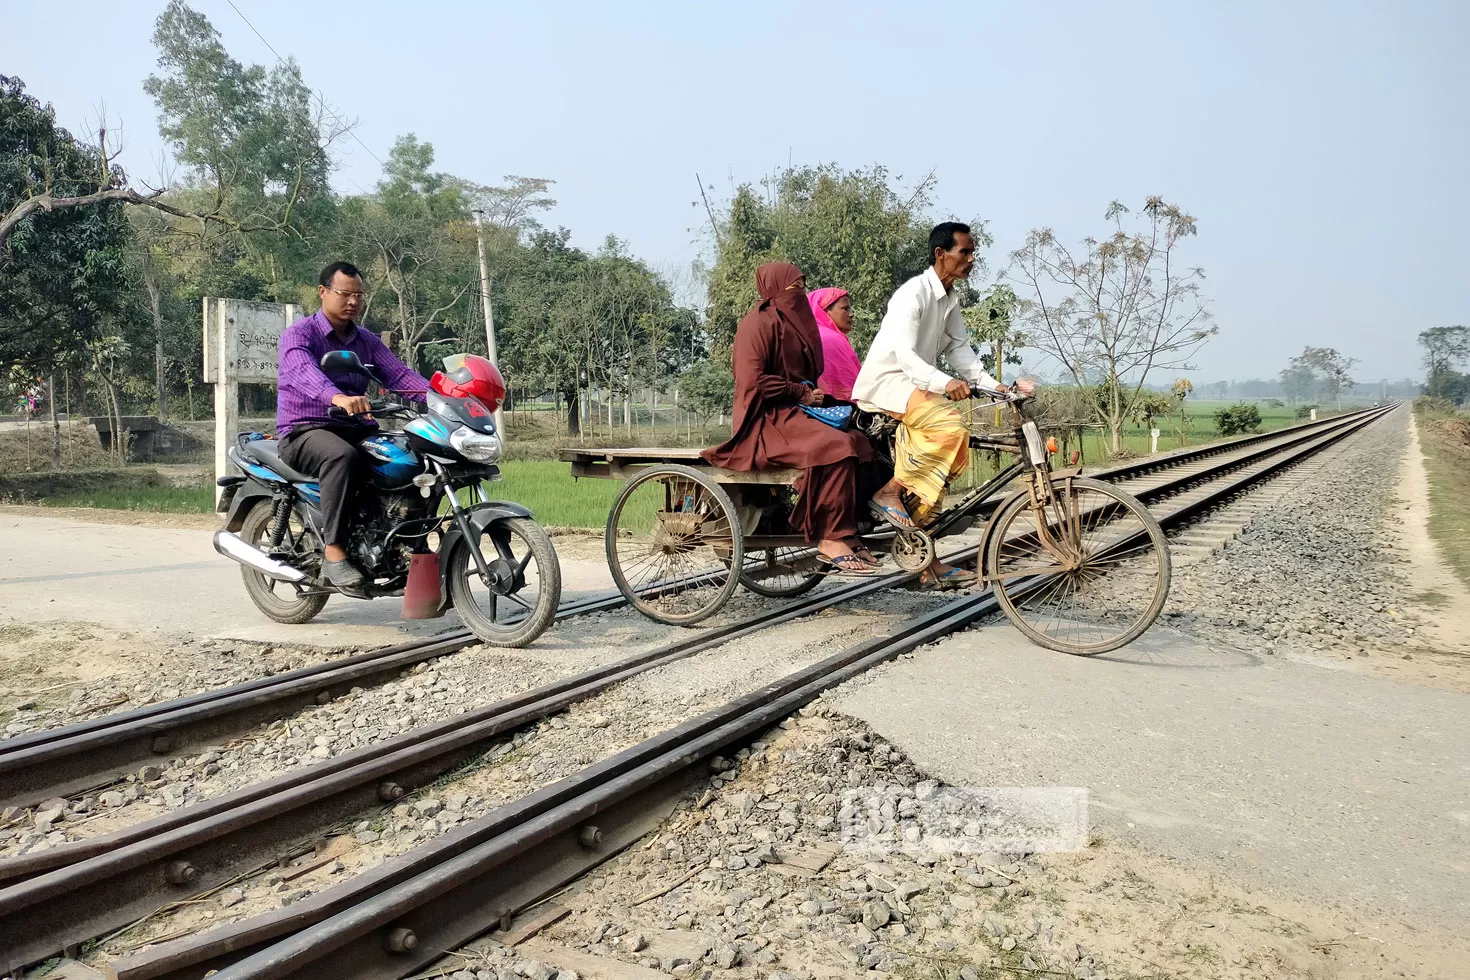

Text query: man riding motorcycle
(276, 261), (432, 593)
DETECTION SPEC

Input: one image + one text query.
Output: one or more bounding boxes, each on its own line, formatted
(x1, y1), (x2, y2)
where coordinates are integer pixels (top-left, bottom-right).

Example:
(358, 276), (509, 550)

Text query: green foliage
(1128, 392), (1176, 428)
(1294, 404), (1316, 419)
(1213, 402), (1262, 436)
(1419, 326), (1468, 398)
(963, 283), (1027, 377)
(494, 230), (698, 433)
(680, 359), (735, 422)
(703, 165), (951, 354)
(0, 75), (139, 381)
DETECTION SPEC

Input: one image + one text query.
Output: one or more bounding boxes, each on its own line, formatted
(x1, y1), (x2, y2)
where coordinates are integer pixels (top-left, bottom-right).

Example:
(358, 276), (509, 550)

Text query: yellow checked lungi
(893, 390), (969, 522)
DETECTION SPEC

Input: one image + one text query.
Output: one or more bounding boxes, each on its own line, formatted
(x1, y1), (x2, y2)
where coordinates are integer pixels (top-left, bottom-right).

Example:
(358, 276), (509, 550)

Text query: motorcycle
(213, 351), (561, 648)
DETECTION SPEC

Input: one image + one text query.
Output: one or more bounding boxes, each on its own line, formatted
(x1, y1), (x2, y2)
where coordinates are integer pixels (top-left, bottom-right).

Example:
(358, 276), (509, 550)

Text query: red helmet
(430, 353), (505, 412)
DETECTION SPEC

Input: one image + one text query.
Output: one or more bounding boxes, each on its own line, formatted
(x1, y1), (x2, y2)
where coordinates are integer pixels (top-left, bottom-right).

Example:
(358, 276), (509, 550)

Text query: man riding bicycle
(852, 222), (1037, 588)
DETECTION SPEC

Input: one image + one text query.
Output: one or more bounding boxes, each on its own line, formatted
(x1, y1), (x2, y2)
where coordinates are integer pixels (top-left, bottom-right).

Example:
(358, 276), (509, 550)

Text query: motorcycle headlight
(449, 427), (502, 463)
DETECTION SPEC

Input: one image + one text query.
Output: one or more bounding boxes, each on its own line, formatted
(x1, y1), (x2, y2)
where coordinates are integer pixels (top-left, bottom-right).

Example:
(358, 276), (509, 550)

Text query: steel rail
(81, 404), (1396, 980)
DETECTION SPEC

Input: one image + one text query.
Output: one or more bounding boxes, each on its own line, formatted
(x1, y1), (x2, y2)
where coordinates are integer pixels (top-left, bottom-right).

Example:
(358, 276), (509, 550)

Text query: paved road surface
(0, 510), (616, 646)
(833, 619), (1469, 932)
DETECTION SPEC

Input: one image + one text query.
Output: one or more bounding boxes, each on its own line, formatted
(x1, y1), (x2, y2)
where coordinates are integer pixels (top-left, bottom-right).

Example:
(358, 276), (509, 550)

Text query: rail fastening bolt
(385, 927), (418, 953)
(377, 781), (405, 802)
(165, 860), (197, 885)
(578, 825), (604, 848)
(151, 734), (174, 754)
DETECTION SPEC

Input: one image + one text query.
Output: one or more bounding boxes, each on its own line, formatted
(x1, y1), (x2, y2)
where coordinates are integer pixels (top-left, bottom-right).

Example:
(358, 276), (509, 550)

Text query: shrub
(1415, 395), (1459, 418)
(1294, 404), (1316, 420)
(1264, 398), (1286, 408)
(1214, 402), (1262, 436)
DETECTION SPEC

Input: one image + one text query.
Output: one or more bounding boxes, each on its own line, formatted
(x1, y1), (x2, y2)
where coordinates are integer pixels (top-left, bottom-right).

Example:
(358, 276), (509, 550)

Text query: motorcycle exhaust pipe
(213, 530), (309, 584)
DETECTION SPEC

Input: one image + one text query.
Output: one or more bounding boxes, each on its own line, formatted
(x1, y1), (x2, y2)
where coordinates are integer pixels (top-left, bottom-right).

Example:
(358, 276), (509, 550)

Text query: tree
(1278, 358), (1316, 403)
(1170, 377), (1193, 446)
(1128, 391), (1176, 430)
(703, 165), (943, 354)
(0, 75), (135, 386)
(466, 175), (557, 235)
(1419, 326), (1469, 399)
(681, 359), (735, 428)
(1007, 197), (1217, 454)
(143, 0), (341, 279)
(339, 135), (477, 370)
(494, 229), (696, 436)
(962, 283), (1027, 380)
(1292, 346), (1356, 409)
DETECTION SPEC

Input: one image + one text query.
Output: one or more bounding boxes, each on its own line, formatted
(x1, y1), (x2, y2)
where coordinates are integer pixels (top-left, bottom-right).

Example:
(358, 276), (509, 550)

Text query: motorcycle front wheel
(447, 516), (562, 648)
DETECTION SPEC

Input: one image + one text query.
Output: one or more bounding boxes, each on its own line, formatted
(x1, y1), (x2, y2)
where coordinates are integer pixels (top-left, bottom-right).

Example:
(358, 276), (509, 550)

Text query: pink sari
(808, 287), (861, 400)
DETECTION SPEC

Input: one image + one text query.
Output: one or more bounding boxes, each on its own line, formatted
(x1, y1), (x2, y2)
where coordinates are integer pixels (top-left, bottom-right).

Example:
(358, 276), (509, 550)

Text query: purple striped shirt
(275, 311), (432, 437)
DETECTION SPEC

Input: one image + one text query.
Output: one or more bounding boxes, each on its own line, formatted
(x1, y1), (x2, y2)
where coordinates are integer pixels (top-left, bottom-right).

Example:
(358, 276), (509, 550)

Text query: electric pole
(470, 209), (503, 432)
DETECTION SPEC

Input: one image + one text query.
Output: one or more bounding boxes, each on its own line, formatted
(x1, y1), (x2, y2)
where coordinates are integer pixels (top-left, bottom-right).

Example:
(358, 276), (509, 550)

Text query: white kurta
(853, 267), (999, 415)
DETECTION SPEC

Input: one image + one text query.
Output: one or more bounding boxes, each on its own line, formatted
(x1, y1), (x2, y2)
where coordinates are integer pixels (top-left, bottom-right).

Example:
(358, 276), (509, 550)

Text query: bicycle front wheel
(983, 476), (1170, 655)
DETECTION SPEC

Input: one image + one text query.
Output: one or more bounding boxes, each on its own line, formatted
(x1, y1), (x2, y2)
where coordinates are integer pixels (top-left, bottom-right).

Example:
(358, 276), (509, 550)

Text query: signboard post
(204, 299), (300, 507)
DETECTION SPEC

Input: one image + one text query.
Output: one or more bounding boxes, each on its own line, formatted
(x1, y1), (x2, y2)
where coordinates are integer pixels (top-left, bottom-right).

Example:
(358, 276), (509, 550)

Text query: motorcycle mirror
(321, 350), (371, 375)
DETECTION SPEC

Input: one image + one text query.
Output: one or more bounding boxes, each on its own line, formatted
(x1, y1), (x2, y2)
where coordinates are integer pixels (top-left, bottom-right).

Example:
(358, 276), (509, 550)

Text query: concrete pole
(470, 210), (504, 433)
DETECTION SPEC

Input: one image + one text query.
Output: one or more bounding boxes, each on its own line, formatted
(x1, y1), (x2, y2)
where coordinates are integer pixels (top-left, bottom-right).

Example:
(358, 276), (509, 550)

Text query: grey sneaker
(324, 558), (368, 594)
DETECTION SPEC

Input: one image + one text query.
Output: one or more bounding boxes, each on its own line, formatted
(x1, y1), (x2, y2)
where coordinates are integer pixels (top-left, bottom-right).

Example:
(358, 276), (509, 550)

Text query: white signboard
(203, 297), (301, 505)
(203, 298), (300, 384)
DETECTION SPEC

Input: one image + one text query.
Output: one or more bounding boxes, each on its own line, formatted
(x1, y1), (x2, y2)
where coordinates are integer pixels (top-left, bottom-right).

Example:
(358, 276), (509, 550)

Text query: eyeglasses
(324, 286), (369, 301)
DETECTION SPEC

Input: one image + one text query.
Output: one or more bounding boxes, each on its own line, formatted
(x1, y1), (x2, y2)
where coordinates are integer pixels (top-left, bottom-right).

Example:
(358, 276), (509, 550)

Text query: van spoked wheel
(606, 465), (743, 626)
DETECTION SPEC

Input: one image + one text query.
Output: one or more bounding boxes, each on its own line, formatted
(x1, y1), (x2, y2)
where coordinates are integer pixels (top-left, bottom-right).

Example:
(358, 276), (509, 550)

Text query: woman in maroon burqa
(702, 263), (876, 573)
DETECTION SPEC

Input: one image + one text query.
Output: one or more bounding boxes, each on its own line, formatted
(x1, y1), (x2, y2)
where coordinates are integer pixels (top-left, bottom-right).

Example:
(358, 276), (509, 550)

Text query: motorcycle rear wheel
(240, 501), (329, 625)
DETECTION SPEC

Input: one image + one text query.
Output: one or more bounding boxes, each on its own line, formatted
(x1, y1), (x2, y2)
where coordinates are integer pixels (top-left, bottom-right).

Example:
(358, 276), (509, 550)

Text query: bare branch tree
(1005, 197), (1218, 454)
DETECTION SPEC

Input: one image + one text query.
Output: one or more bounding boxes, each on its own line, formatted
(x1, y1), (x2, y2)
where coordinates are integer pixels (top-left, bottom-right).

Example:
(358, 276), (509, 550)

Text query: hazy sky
(4, 0), (1466, 382)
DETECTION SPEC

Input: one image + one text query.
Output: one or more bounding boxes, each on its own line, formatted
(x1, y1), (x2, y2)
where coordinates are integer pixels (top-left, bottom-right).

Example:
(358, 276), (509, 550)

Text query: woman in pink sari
(808, 287), (861, 400)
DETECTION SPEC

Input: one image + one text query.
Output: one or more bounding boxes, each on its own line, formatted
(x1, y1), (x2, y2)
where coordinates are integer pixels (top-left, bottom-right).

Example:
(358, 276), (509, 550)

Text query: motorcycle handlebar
(326, 399), (412, 422)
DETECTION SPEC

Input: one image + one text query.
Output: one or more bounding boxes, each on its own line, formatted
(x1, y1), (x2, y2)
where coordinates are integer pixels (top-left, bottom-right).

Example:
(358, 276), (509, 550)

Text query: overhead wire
(223, 0), (384, 186)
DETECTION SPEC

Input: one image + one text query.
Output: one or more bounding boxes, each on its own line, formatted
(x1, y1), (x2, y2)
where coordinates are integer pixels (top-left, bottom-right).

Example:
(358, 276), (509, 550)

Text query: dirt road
(0, 508), (617, 646)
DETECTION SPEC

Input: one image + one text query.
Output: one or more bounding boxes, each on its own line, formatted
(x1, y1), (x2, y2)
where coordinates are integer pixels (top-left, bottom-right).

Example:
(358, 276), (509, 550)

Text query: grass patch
(40, 485), (215, 514)
(1417, 415), (1470, 590)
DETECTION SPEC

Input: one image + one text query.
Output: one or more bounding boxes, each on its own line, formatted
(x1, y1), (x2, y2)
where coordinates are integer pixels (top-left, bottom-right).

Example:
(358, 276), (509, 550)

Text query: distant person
(276, 261), (432, 593)
(809, 287), (861, 401)
(852, 222), (1036, 588)
(702, 263), (877, 575)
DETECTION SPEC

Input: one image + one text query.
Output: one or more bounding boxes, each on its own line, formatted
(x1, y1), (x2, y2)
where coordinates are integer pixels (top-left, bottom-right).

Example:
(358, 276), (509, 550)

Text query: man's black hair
(319, 261), (364, 287)
(928, 222), (972, 263)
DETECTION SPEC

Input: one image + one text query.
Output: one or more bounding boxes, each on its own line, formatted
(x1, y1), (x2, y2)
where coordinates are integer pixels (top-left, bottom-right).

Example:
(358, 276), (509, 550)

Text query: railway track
(0, 406), (1384, 813)
(0, 405), (1394, 977)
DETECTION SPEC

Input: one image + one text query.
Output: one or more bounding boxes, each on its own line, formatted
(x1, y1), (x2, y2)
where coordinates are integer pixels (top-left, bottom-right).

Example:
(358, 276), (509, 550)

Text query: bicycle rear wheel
(983, 476), (1170, 655)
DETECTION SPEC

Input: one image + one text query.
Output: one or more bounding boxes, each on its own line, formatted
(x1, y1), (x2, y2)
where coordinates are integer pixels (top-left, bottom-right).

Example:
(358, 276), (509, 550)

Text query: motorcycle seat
(243, 440), (318, 484)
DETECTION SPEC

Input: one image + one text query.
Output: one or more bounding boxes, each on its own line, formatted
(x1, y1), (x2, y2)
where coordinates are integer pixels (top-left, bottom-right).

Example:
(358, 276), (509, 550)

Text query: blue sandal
(819, 553), (881, 577)
(921, 566), (976, 590)
(869, 499), (915, 529)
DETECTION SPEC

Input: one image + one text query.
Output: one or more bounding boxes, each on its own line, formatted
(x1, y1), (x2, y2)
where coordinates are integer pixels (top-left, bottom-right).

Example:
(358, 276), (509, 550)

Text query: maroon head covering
(754, 262), (822, 377)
